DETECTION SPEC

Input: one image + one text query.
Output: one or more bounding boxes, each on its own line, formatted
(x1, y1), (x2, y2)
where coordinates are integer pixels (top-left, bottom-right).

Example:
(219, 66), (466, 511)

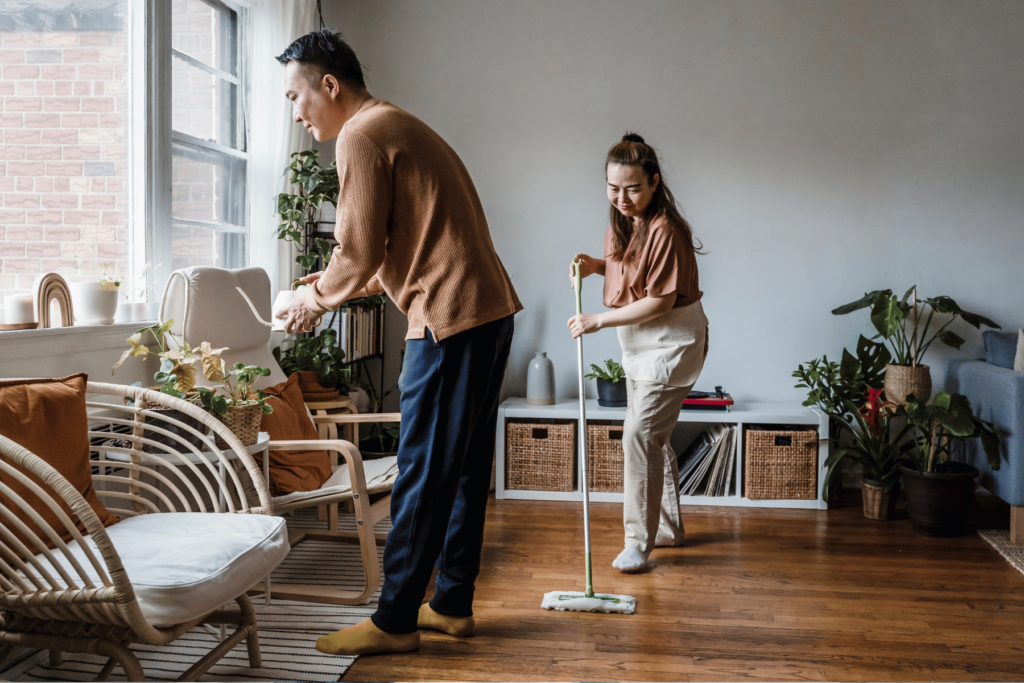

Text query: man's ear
(322, 73), (343, 100)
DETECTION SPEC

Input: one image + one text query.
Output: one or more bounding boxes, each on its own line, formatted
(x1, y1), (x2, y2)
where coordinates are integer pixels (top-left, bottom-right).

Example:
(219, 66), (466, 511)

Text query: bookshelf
(494, 398), (829, 510)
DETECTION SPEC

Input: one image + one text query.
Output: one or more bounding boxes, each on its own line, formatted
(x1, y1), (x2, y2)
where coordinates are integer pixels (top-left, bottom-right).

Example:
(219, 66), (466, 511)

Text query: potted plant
(822, 389), (907, 520)
(897, 392), (1001, 537)
(113, 320), (275, 448)
(832, 287), (1000, 404)
(70, 263), (122, 325)
(273, 328), (351, 401)
(585, 359), (627, 407)
(277, 149), (339, 277)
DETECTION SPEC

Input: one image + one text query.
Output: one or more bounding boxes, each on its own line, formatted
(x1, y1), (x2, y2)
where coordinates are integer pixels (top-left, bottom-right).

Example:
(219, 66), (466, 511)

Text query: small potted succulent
(832, 287), (1000, 405)
(113, 320), (274, 448)
(70, 263), (122, 325)
(897, 392), (1001, 537)
(585, 359), (627, 407)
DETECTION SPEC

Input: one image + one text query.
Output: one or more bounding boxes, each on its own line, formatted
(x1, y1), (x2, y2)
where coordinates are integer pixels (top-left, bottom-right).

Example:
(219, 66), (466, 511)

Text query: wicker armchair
(0, 383), (289, 681)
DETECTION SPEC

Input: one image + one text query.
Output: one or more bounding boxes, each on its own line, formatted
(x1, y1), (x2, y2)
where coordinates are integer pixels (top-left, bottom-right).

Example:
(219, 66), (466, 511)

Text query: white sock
(612, 547), (650, 572)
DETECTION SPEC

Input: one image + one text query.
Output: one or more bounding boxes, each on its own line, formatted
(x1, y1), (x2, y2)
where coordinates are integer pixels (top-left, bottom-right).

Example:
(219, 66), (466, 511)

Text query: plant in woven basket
(898, 392), (1000, 475)
(822, 389), (908, 501)
(832, 287), (1000, 367)
(194, 364), (275, 418)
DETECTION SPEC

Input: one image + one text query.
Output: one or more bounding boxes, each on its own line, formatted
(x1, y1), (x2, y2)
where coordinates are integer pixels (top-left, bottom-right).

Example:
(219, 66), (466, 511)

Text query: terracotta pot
(884, 364), (932, 405)
(861, 481), (899, 521)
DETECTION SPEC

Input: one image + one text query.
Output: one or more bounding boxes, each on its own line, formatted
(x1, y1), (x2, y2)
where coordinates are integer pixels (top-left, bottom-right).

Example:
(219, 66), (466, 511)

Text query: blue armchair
(948, 331), (1023, 544)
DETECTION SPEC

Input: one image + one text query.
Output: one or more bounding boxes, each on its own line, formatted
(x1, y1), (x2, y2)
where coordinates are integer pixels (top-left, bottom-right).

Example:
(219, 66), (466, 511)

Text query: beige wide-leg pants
(617, 301), (708, 555)
(622, 379), (692, 553)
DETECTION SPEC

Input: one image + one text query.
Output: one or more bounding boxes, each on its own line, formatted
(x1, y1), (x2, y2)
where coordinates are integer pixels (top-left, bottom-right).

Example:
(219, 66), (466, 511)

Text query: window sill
(0, 321), (157, 364)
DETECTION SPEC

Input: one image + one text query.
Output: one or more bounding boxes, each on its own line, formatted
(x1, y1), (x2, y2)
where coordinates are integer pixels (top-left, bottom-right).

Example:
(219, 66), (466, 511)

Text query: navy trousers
(370, 314), (514, 634)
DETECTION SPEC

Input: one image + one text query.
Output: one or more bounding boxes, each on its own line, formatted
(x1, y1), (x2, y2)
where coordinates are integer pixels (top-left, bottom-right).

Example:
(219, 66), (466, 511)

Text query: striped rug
(6, 509), (393, 682)
(979, 529), (1024, 578)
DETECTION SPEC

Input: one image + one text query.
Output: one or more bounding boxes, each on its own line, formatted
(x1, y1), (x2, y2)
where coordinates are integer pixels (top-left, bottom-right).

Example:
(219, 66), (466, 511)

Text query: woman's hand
(567, 313), (603, 339)
(569, 254), (600, 288)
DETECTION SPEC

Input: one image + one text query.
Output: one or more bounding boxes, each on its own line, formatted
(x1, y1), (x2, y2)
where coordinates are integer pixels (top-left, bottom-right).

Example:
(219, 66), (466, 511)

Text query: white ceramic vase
(526, 352), (556, 406)
(69, 282), (119, 325)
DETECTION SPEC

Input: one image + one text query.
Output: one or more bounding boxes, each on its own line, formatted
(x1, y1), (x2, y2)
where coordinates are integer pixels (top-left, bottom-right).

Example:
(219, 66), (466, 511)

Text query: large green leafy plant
(277, 149), (338, 274)
(900, 392), (1001, 474)
(273, 328), (351, 393)
(793, 335), (889, 420)
(832, 286), (1000, 367)
(822, 389), (908, 499)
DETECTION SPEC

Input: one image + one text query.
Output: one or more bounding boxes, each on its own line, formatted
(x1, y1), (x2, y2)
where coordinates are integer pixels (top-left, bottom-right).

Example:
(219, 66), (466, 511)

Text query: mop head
(541, 591), (636, 614)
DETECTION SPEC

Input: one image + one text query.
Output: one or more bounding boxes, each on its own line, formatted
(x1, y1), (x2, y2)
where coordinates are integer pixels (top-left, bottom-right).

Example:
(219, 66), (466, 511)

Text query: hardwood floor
(343, 492), (1024, 682)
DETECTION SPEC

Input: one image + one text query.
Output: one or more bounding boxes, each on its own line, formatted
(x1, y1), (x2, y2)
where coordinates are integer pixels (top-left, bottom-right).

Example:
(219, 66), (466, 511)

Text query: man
(276, 30), (522, 656)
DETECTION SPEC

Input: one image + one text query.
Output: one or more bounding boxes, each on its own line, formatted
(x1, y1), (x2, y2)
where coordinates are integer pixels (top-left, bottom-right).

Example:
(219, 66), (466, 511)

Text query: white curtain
(248, 0), (316, 295)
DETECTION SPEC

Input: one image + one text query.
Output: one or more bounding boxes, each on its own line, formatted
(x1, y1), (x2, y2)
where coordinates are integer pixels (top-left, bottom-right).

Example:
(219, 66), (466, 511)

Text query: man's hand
(278, 285), (322, 335)
(567, 313), (602, 339)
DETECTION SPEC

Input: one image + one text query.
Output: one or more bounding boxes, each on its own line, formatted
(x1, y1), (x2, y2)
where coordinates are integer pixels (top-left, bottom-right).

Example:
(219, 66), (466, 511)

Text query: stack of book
(676, 425), (737, 497)
(339, 306), (380, 362)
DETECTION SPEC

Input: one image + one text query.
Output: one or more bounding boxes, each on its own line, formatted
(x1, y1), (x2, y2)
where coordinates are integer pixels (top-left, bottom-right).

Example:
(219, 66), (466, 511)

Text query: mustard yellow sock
(417, 603), (475, 637)
(314, 618), (419, 656)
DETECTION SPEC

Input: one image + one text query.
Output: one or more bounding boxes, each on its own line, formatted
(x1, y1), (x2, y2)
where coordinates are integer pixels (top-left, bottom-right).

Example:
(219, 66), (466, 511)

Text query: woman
(568, 133), (708, 573)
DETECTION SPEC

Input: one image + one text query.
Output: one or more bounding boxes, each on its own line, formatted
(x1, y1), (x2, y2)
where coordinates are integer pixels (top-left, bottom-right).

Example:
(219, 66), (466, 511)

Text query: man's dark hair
(276, 29), (365, 89)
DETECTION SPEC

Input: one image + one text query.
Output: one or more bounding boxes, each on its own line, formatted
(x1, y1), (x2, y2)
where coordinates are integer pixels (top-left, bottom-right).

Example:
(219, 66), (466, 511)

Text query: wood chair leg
(48, 648), (62, 667)
(1011, 505), (1023, 545)
(317, 504), (327, 521)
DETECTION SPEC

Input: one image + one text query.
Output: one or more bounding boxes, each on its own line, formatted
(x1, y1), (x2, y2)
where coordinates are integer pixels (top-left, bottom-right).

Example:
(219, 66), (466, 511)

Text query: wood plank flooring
(342, 492), (1024, 681)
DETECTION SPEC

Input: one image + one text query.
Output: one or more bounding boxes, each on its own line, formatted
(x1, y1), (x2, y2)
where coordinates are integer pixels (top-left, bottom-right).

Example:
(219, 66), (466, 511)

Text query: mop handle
(573, 258), (595, 599)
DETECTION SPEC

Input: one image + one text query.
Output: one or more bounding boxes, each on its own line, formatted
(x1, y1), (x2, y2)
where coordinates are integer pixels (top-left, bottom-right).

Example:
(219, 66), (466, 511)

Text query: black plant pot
(596, 379), (627, 408)
(899, 462), (978, 537)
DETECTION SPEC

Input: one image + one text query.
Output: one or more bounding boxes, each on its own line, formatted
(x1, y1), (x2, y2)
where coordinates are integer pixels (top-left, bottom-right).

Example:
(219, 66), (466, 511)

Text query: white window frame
(132, 0), (251, 303)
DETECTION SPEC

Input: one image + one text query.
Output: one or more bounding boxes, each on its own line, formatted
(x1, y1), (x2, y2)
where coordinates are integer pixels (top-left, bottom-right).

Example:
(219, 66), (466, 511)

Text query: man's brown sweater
(304, 98), (522, 341)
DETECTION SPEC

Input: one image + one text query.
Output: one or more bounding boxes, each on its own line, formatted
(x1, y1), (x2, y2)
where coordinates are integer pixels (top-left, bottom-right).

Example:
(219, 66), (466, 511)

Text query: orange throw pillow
(259, 373), (331, 495)
(0, 374), (119, 550)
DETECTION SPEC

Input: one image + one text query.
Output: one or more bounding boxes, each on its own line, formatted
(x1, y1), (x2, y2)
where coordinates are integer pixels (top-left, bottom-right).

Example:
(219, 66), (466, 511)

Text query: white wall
(323, 0), (1024, 404)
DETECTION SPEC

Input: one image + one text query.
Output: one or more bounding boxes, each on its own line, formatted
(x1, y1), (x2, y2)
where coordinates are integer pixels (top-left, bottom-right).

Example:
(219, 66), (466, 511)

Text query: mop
(540, 258), (637, 615)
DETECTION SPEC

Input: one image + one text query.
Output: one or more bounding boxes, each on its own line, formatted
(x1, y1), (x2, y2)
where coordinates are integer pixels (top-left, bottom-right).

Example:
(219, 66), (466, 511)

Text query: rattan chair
(0, 383), (290, 681)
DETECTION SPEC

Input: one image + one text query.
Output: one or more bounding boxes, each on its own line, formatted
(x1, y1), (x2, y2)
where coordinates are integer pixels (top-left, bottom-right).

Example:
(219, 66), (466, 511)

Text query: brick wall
(0, 27), (129, 319)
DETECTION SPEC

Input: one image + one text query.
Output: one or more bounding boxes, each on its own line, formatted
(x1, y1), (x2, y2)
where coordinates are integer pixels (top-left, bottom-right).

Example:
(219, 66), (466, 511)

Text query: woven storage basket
(506, 420), (576, 491)
(744, 427), (818, 500)
(884, 364), (931, 405)
(213, 403), (263, 449)
(587, 422), (624, 493)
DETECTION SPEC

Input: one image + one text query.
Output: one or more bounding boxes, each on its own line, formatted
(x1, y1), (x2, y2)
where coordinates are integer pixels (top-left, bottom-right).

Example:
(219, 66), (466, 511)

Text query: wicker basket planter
(744, 427), (818, 500)
(884, 364), (931, 405)
(213, 403), (263, 449)
(861, 481), (899, 520)
(506, 420), (576, 491)
(587, 422), (624, 492)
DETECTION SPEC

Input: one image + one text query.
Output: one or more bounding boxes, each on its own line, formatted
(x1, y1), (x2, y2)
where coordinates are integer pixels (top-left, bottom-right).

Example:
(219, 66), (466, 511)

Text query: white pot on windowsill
(70, 282), (119, 325)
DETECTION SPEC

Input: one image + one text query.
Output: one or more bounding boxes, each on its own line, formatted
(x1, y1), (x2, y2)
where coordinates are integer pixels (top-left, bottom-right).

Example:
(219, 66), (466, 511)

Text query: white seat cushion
(272, 455), (399, 507)
(37, 513), (289, 627)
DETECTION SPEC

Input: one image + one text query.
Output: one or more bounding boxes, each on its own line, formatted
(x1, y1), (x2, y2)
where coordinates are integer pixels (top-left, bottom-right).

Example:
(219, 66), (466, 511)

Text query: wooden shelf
(494, 398), (829, 510)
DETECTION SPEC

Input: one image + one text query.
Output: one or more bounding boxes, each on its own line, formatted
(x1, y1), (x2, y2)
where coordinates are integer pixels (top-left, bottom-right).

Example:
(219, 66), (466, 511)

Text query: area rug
(5, 509), (392, 682)
(979, 529), (1024, 578)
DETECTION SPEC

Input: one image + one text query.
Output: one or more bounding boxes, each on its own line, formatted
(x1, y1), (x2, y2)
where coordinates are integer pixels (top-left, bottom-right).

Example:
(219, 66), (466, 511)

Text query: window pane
(171, 141), (245, 227)
(171, 0), (237, 76)
(172, 55), (237, 147)
(0, 0), (131, 322)
(171, 222), (245, 271)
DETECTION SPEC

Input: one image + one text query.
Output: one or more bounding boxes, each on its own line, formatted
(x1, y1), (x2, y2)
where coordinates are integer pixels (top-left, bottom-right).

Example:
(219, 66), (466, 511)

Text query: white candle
(4, 293), (35, 324)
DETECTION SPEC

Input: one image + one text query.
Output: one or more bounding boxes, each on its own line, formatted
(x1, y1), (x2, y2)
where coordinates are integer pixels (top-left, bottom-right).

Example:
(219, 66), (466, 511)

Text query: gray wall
(323, 0), (1024, 404)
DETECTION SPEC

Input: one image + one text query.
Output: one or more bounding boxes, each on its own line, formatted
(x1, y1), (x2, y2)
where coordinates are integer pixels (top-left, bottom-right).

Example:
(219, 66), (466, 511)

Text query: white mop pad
(541, 591), (636, 614)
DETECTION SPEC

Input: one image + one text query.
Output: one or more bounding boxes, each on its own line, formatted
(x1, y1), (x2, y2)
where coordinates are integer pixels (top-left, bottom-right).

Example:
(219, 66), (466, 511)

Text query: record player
(682, 385), (734, 411)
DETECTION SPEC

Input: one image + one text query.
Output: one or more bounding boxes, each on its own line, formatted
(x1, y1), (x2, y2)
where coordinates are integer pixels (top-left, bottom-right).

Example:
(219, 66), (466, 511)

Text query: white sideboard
(495, 397), (829, 510)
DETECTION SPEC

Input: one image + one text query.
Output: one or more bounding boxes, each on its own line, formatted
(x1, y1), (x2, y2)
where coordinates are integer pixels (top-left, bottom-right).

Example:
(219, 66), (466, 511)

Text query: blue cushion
(983, 330), (1018, 369)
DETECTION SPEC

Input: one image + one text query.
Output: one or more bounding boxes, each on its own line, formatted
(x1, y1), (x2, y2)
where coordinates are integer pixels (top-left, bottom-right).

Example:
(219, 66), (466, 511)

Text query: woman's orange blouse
(602, 215), (702, 310)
